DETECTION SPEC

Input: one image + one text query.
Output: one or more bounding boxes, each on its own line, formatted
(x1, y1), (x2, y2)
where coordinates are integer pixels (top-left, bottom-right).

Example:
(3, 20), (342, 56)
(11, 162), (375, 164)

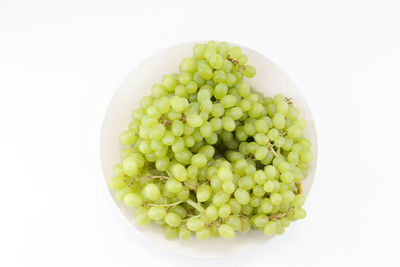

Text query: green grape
(218, 224), (235, 239)
(217, 42), (229, 57)
(211, 103), (225, 118)
(164, 226), (178, 239)
(253, 214), (268, 227)
(192, 72), (205, 86)
(196, 228), (211, 240)
(300, 150), (314, 163)
(280, 171), (294, 184)
(238, 176), (255, 190)
(162, 74), (178, 92)
(199, 122), (213, 138)
(119, 130), (137, 145)
(253, 185), (265, 197)
(205, 205), (218, 221)
(136, 210), (151, 226)
(171, 163), (188, 181)
(255, 147), (269, 160)
(281, 190), (295, 202)
(212, 70), (225, 84)
(186, 114), (204, 128)
(221, 180), (235, 194)
(243, 65), (256, 77)
(155, 156), (170, 171)
(122, 157), (138, 176)
(198, 64), (212, 80)
(294, 208), (307, 219)
(226, 107), (243, 120)
(197, 184), (212, 202)
(270, 193), (282, 205)
(144, 183), (161, 201)
(228, 46), (241, 58)
(165, 179), (183, 193)
(218, 165), (233, 182)
(240, 218), (251, 233)
(254, 170), (267, 185)
(178, 72), (192, 85)
(234, 189), (250, 205)
(220, 95), (237, 108)
(292, 194), (306, 208)
(226, 215), (242, 230)
(147, 206), (166, 220)
(218, 204), (232, 218)
(214, 83), (228, 99)
(178, 227), (191, 240)
(264, 221), (277, 236)
(250, 196), (261, 207)
(225, 73), (236, 86)
(108, 175), (125, 190)
(179, 57), (197, 73)
(198, 145), (215, 160)
(123, 193), (142, 208)
(229, 199), (242, 214)
(273, 113), (285, 129)
(209, 54), (224, 69)
(187, 217), (205, 232)
(164, 212), (182, 227)
(222, 116), (236, 131)
(287, 125), (302, 138)
(193, 43), (205, 60)
(212, 191), (230, 207)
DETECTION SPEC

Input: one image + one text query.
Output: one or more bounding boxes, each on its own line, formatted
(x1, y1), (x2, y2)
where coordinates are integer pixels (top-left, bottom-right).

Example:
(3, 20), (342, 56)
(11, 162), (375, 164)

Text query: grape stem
(295, 183), (302, 194)
(267, 141), (283, 159)
(147, 200), (184, 207)
(183, 181), (196, 190)
(185, 199), (205, 213)
(269, 208), (294, 220)
(130, 174), (169, 181)
(182, 214), (201, 222)
(227, 54), (247, 71)
(284, 97), (293, 104)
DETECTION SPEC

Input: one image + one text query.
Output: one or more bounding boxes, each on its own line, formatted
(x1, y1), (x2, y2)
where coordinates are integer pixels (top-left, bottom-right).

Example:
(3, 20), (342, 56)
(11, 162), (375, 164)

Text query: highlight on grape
(108, 41), (314, 240)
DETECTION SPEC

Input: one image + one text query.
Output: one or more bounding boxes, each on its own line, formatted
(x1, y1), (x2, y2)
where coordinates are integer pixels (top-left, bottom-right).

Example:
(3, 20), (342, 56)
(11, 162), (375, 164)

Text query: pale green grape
(164, 212), (182, 227)
(197, 184), (212, 202)
(123, 193), (142, 208)
(144, 184), (161, 201)
(164, 226), (178, 239)
(196, 228), (211, 240)
(178, 227), (191, 240)
(205, 205), (218, 221)
(108, 175), (125, 190)
(212, 191), (230, 207)
(171, 163), (188, 181)
(218, 224), (235, 239)
(264, 221), (277, 236)
(187, 217), (205, 232)
(165, 179), (183, 193)
(234, 189), (250, 205)
(147, 206), (166, 220)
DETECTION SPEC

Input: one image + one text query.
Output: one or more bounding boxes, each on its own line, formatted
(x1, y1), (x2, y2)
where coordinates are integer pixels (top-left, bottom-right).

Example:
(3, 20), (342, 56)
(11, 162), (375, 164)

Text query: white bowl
(100, 42), (318, 258)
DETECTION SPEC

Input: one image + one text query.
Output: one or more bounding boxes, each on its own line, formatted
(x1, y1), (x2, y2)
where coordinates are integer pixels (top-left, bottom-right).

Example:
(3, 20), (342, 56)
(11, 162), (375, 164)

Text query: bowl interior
(100, 42), (318, 258)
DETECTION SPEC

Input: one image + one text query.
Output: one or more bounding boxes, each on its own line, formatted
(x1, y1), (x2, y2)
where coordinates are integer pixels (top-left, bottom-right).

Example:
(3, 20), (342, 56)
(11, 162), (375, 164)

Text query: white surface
(100, 42), (318, 257)
(0, 0), (399, 266)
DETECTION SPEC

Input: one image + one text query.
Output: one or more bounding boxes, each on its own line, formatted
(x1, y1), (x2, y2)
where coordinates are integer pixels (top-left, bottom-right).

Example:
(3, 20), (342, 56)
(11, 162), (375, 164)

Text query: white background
(1, 1), (399, 266)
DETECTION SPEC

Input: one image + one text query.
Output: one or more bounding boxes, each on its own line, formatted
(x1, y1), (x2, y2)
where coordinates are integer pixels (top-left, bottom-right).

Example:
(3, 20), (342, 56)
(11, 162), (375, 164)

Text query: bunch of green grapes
(108, 41), (314, 240)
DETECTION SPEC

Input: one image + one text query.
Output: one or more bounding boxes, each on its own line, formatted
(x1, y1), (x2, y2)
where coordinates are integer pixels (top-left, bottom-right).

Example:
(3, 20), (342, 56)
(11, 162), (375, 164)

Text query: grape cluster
(108, 41), (314, 240)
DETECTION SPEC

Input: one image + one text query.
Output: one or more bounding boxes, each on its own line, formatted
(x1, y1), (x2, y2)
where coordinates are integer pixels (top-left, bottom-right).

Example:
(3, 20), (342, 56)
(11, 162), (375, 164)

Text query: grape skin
(108, 41), (314, 240)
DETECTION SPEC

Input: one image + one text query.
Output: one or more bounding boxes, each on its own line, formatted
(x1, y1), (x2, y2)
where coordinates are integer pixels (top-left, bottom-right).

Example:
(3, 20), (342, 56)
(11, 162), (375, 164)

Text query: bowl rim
(99, 40), (318, 258)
